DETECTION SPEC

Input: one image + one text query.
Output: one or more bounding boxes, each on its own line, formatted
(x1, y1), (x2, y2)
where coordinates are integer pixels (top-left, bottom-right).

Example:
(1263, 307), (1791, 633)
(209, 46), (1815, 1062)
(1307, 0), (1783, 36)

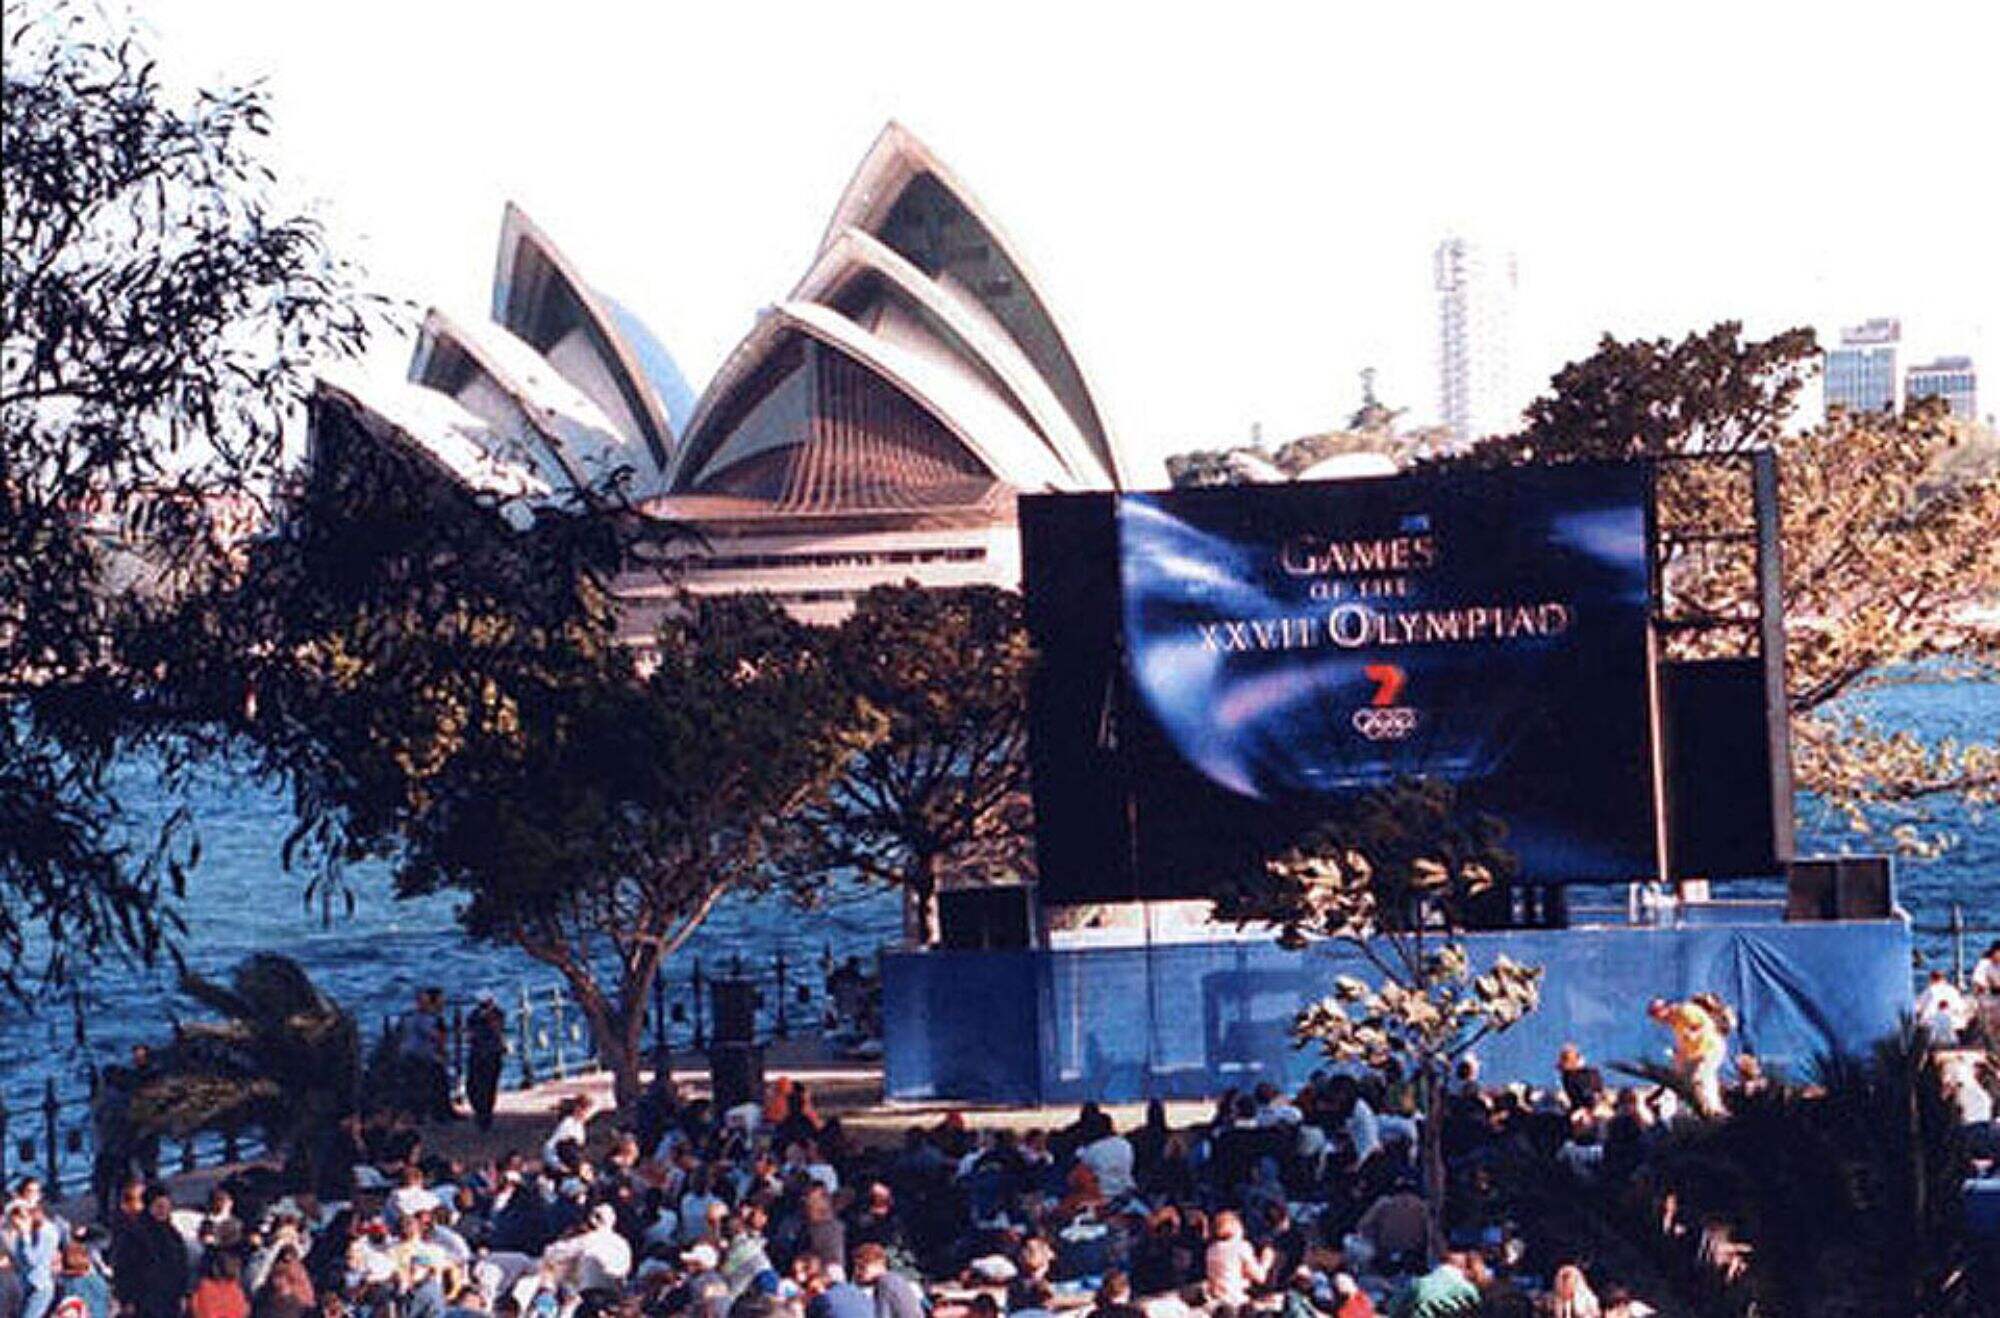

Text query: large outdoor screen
(1022, 462), (1661, 904)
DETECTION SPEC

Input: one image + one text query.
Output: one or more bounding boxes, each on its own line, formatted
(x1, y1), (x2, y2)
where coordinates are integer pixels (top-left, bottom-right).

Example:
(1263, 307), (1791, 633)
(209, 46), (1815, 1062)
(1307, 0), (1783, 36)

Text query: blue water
(3, 677), (1994, 1118)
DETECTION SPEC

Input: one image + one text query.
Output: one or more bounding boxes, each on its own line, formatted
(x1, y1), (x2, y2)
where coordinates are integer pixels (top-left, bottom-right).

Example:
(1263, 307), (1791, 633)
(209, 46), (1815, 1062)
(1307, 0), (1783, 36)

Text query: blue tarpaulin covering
(883, 918), (1912, 1104)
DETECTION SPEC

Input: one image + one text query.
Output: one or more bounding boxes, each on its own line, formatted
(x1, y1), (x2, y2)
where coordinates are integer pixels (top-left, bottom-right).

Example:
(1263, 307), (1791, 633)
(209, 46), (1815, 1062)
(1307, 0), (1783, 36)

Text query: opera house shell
(310, 122), (1136, 630)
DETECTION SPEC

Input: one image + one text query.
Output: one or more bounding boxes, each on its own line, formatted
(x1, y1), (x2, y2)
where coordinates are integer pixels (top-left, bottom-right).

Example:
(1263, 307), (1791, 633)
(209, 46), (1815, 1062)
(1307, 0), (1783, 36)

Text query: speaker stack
(1785, 856), (1894, 921)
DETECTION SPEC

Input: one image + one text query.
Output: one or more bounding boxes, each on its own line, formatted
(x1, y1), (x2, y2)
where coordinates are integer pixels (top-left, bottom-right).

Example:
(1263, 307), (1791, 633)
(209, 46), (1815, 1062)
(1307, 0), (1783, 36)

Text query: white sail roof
(819, 122), (1127, 488)
(491, 203), (691, 472)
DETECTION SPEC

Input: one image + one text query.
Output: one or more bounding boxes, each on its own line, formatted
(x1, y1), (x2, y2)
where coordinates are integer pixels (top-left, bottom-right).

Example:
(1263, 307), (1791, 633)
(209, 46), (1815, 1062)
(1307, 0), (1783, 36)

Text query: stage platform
(882, 909), (1913, 1104)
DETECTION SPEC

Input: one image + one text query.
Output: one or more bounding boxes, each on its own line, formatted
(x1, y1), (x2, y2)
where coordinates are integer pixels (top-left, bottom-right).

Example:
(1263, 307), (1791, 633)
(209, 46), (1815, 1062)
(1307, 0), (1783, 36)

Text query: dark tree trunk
(576, 992), (646, 1115)
(1421, 1061), (1448, 1264)
(904, 852), (944, 947)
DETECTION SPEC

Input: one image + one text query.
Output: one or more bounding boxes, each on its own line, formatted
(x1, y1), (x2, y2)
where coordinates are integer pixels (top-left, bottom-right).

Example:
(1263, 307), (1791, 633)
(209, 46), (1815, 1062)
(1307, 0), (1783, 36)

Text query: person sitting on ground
(1541, 1263), (1601, 1318)
(541, 1096), (593, 1171)
(1093, 1269), (1146, 1318)
(1729, 1053), (1771, 1101)
(1916, 970), (1972, 1047)
(188, 1249), (250, 1318)
(1204, 1210), (1271, 1313)
(1352, 1180), (1428, 1272)
(1972, 940), (2000, 998)
(539, 1202), (631, 1295)
(1388, 1250), (1479, 1318)
(250, 1242), (316, 1318)
(1330, 1273), (1377, 1318)
(852, 1242), (924, 1318)
(1077, 1114), (1136, 1200)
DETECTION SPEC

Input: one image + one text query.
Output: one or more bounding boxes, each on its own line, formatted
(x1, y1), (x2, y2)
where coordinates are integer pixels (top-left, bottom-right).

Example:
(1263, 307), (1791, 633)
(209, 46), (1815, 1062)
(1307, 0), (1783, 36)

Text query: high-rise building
(1824, 318), (1901, 416)
(1905, 355), (1977, 419)
(1433, 235), (1520, 448)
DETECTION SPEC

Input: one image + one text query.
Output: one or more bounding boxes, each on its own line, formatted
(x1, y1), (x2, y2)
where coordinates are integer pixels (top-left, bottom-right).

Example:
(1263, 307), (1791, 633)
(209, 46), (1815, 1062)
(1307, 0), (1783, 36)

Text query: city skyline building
(1824, 317), (1901, 417)
(1433, 235), (1521, 448)
(1905, 354), (1978, 420)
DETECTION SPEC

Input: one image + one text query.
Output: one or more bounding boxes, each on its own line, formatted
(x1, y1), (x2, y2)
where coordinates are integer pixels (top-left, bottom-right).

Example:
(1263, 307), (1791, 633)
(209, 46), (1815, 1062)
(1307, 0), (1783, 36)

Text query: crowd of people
(6, 959), (1996, 1318)
(3, 1049), (1806, 1318)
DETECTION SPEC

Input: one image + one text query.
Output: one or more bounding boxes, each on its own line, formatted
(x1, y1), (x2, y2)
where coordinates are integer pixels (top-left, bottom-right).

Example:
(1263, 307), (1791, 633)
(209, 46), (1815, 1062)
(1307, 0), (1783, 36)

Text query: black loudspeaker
(1662, 659), (1785, 879)
(937, 886), (1035, 950)
(1786, 856), (1893, 921)
(1834, 856), (1894, 919)
(709, 978), (760, 1044)
(1786, 859), (1836, 921)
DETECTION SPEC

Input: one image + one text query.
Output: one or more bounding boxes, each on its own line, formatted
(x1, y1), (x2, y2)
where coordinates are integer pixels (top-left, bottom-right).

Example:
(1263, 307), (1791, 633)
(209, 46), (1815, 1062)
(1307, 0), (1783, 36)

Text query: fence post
(223, 1128), (240, 1164)
(1951, 902), (1966, 987)
(774, 948), (790, 1040)
(517, 985), (537, 1088)
(551, 988), (568, 1080)
(42, 1080), (60, 1197)
(692, 961), (706, 1051)
(1, 1094), (10, 1188)
(651, 974), (669, 1074)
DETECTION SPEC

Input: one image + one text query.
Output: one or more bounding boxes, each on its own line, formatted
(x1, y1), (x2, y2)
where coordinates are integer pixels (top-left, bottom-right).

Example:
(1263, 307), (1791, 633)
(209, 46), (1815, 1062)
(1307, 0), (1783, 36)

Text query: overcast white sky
(136, 0), (1997, 469)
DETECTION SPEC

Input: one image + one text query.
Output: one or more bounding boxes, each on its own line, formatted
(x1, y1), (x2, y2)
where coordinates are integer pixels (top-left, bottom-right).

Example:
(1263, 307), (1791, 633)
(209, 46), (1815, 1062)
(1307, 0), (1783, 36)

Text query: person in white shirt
(1972, 941), (2000, 996)
(540, 1202), (631, 1293)
(1916, 971), (1971, 1045)
(541, 1095), (593, 1169)
(1077, 1126), (1136, 1200)
(1203, 1210), (1271, 1309)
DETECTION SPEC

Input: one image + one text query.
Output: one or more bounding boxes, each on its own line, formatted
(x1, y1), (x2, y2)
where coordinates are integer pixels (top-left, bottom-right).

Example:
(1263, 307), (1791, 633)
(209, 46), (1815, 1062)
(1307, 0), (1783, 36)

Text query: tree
(1497, 1026), (1989, 1316)
(803, 584), (1034, 944)
(394, 593), (874, 1109)
(1218, 778), (1544, 1258)
(108, 954), (359, 1191)
(1, 1), (373, 996)
(198, 394), (872, 1112)
(1448, 323), (2000, 837)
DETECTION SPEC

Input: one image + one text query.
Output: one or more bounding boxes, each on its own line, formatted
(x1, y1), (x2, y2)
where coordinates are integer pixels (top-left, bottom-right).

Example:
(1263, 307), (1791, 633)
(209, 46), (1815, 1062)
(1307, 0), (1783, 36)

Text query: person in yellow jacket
(1649, 996), (1729, 1116)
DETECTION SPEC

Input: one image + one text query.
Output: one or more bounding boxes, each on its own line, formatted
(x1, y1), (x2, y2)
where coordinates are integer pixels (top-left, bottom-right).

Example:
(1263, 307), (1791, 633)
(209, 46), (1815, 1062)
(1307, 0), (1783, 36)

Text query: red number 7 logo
(1364, 663), (1406, 707)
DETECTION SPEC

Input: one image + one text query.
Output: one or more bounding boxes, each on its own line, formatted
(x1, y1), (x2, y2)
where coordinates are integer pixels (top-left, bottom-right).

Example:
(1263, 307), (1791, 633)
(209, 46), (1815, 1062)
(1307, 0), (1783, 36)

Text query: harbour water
(2, 674), (1993, 1117)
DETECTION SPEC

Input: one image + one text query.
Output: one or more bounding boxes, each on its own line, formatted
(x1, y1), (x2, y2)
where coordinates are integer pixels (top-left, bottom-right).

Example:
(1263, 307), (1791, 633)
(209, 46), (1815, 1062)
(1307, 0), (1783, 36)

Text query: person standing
(5, 1199), (60, 1318)
(466, 996), (507, 1132)
(398, 989), (456, 1123)
(1648, 996), (1730, 1117)
(111, 1187), (190, 1318)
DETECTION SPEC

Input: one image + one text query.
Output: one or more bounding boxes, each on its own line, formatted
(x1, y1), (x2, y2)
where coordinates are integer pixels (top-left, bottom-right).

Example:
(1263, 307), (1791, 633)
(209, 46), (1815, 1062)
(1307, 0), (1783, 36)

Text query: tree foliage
(0, 1), (375, 996)
(199, 396), (873, 1110)
(1498, 1026), (1989, 1317)
(1220, 778), (1544, 1256)
(110, 953), (359, 1188)
(1448, 322), (2000, 838)
(800, 584), (1034, 943)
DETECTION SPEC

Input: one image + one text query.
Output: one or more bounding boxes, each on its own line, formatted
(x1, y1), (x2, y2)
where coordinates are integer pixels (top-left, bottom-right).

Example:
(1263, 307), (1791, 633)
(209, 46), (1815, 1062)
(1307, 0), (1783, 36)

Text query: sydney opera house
(311, 123), (1139, 631)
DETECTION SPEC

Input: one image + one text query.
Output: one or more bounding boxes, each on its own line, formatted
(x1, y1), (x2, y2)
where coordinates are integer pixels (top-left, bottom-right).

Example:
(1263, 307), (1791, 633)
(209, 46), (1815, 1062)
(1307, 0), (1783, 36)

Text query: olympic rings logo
(1352, 705), (1420, 740)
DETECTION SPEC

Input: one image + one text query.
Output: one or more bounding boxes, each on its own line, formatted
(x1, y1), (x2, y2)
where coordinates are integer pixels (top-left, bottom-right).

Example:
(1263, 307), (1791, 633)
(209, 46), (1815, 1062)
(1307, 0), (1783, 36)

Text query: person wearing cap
(539, 1202), (631, 1295)
(676, 1242), (732, 1318)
